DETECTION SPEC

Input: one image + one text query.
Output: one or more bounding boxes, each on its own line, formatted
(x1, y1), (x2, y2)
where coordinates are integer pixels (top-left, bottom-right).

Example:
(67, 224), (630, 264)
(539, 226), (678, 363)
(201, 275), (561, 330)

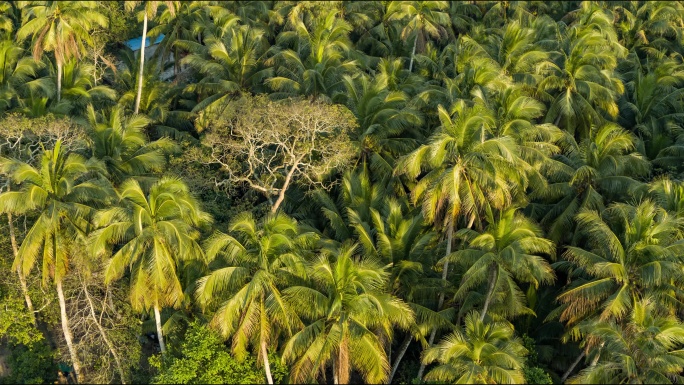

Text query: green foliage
(5, 2), (684, 384)
(0, 294), (42, 346)
(0, 340), (56, 385)
(99, 1), (140, 49)
(520, 335), (553, 385)
(149, 321), (268, 384)
(422, 311), (528, 384)
(524, 367), (553, 385)
(570, 298), (684, 384)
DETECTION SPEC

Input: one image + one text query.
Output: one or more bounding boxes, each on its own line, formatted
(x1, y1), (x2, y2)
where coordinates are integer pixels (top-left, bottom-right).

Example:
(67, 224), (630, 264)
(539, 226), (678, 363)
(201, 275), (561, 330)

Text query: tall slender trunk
(57, 280), (82, 383)
(417, 220), (454, 380)
(261, 340), (274, 384)
(153, 305), (166, 354)
(554, 114), (561, 127)
(389, 334), (412, 383)
(82, 280), (126, 384)
(134, 12), (148, 114)
(480, 264), (499, 321)
(590, 342), (605, 367)
(174, 46), (179, 77)
(332, 359), (338, 385)
(408, 34), (418, 72)
(106, 286), (121, 320)
(7, 209), (36, 326)
(337, 337), (350, 385)
(93, 55), (97, 85)
(561, 350), (585, 383)
(56, 60), (62, 102)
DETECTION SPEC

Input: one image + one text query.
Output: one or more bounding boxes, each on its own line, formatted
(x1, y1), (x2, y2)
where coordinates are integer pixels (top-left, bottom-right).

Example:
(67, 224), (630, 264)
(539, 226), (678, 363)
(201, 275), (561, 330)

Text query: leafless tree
(200, 95), (357, 212)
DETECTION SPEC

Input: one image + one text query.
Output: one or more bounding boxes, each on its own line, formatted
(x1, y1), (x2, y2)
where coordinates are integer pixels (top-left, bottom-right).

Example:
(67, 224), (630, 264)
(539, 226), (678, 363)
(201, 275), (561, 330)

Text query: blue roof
(124, 34), (165, 51)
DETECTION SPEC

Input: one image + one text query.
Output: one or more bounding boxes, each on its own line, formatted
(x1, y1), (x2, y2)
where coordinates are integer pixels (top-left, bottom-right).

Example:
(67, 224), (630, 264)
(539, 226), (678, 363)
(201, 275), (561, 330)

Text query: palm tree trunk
(560, 350), (585, 383)
(480, 264), (499, 321)
(554, 114), (561, 127)
(82, 279), (126, 384)
(389, 334), (412, 383)
(93, 53), (98, 86)
(56, 279), (82, 383)
(15, 264), (34, 324)
(56, 60), (62, 102)
(153, 305), (167, 354)
(134, 12), (148, 114)
(332, 360), (338, 384)
(7, 209), (36, 326)
(337, 337), (350, 385)
(417, 220), (454, 380)
(174, 46), (179, 77)
(106, 286), (121, 320)
(589, 342), (605, 366)
(261, 340), (274, 384)
(408, 34), (418, 73)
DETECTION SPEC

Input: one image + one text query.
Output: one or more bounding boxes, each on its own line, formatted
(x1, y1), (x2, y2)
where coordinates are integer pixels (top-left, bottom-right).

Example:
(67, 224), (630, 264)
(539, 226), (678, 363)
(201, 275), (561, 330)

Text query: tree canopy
(3, 1), (684, 385)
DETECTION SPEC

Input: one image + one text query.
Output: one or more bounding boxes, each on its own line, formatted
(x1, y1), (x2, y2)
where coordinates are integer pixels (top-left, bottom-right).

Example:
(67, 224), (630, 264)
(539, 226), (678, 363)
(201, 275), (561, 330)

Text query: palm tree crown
(422, 311), (528, 384)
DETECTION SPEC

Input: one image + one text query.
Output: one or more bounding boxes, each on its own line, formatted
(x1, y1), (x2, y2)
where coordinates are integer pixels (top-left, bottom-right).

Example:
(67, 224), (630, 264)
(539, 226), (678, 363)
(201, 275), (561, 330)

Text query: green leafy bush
(521, 334), (553, 384)
(0, 340), (55, 385)
(524, 366), (554, 384)
(150, 321), (287, 384)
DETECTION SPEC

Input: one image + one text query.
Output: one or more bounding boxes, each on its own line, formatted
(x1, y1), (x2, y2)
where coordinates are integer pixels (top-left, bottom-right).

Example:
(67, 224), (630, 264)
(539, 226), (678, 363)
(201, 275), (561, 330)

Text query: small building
(123, 34), (178, 81)
(124, 34), (165, 60)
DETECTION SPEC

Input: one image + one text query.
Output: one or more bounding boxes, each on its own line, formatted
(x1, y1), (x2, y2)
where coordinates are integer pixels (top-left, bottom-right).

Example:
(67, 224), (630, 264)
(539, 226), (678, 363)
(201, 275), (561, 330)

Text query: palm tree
(17, 1), (108, 102)
(147, 1), (208, 77)
(0, 37), (52, 113)
(530, 123), (651, 244)
(336, 73), (424, 179)
(538, 11), (626, 139)
(306, 167), (449, 382)
(556, 201), (684, 331)
(91, 177), (210, 354)
(282, 243), (414, 384)
(271, 1), (339, 33)
(477, 84), (563, 195)
(196, 212), (313, 384)
(448, 1), (481, 37)
(124, 1), (177, 114)
(54, 58), (117, 116)
(114, 48), (190, 136)
(570, 298), (684, 384)
(445, 207), (555, 322)
(422, 311), (528, 384)
(414, 41), (509, 113)
(0, 141), (110, 382)
(461, 18), (555, 86)
(265, 9), (358, 100)
(177, 22), (269, 112)
(221, 0), (271, 30)
(649, 178), (684, 218)
(617, 55), (684, 169)
(386, 1), (451, 72)
(613, 1), (684, 58)
(83, 105), (177, 184)
(0, 1), (17, 37)
(373, 56), (427, 97)
(396, 101), (524, 377)
(396, 101), (525, 231)
(353, 3), (403, 60)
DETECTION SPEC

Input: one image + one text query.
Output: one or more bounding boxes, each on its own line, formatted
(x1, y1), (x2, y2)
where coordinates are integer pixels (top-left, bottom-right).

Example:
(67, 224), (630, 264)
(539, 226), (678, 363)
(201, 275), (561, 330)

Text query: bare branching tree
(56, 270), (141, 384)
(200, 95), (358, 212)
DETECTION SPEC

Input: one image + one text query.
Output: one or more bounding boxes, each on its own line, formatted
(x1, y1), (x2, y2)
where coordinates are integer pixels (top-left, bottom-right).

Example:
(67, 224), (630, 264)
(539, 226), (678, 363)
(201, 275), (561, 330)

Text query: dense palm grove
(3, 1), (684, 384)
